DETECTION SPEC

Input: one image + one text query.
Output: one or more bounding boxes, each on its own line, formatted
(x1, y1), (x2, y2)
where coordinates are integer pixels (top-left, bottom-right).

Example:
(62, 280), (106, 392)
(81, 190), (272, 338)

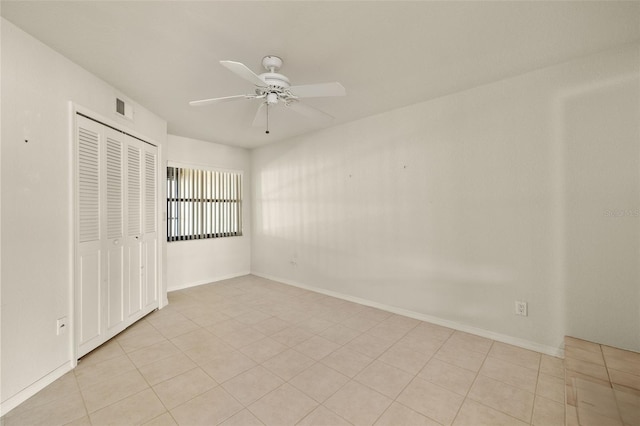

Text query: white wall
(167, 135), (251, 291)
(561, 64), (640, 351)
(251, 44), (640, 354)
(1, 19), (167, 413)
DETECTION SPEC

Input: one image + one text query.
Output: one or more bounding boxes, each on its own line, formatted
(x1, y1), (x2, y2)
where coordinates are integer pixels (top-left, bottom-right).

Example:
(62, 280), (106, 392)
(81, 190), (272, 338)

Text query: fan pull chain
(265, 103), (270, 134)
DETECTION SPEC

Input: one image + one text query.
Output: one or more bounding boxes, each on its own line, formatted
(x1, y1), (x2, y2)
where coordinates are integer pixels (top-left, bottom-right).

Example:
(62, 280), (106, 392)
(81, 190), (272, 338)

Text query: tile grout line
(129, 316), (246, 425)
(599, 342), (626, 426)
(123, 332), (179, 425)
(215, 302), (352, 425)
(456, 339), (542, 425)
(367, 327), (449, 425)
(530, 349), (544, 426)
(282, 311), (416, 425)
(76, 337), (147, 422)
(450, 338), (493, 425)
(73, 358), (93, 425)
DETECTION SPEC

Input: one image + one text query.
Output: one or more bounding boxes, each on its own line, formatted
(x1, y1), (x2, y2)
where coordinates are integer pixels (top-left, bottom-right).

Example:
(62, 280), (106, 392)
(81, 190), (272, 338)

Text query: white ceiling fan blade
(220, 60), (266, 87)
(252, 103), (267, 128)
(286, 101), (334, 122)
(189, 94), (251, 107)
(289, 82), (346, 98)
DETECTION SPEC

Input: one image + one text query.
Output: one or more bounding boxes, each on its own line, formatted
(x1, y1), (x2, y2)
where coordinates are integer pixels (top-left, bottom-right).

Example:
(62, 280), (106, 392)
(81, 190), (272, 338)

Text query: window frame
(166, 163), (243, 241)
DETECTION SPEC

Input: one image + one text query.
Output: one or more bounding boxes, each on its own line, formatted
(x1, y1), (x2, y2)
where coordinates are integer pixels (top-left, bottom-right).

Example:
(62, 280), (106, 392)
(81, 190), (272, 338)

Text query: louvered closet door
(123, 136), (159, 318)
(76, 117), (104, 355)
(142, 143), (158, 309)
(105, 129), (126, 333)
(75, 114), (159, 358)
(124, 138), (144, 319)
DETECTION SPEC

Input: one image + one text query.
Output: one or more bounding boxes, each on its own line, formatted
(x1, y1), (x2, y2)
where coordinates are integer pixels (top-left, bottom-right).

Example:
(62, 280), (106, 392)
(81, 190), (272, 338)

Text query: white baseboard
(251, 272), (564, 358)
(167, 271), (251, 292)
(0, 361), (74, 417)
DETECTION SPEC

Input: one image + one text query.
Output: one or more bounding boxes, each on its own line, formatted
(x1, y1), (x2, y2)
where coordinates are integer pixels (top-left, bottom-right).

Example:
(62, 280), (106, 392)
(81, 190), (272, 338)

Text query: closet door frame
(71, 104), (164, 363)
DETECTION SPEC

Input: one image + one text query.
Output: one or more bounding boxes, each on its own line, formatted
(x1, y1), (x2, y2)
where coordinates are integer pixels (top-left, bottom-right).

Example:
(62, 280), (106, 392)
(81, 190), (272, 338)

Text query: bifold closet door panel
(105, 130), (126, 332)
(125, 138), (144, 319)
(76, 117), (105, 355)
(142, 146), (158, 309)
(77, 250), (102, 351)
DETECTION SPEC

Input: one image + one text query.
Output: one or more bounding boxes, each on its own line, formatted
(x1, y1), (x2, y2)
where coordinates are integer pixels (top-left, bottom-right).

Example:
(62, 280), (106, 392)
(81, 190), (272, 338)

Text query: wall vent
(116, 97), (134, 120)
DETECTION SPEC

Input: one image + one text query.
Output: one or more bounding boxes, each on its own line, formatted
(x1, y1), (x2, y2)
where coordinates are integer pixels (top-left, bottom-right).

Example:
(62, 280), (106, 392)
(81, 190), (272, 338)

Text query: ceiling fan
(189, 55), (346, 134)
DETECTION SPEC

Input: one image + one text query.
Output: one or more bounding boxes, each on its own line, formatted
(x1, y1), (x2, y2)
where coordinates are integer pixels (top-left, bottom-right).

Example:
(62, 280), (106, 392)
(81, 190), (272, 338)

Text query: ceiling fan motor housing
(260, 56), (290, 96)
(260, 72), (290, 89)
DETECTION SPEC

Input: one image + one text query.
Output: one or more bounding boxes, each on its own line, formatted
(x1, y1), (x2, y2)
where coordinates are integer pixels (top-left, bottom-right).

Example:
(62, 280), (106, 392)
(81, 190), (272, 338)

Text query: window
(167, 166), (242, 241)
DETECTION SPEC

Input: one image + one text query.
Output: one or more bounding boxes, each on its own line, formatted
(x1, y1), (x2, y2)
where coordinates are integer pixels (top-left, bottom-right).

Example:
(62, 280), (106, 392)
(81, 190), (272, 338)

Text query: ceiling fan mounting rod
(262, 55), (283, 72)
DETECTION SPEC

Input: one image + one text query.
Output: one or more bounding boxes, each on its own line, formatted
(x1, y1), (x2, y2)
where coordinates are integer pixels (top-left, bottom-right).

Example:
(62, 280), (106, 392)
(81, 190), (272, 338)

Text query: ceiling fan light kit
(189, 55), (345, 134)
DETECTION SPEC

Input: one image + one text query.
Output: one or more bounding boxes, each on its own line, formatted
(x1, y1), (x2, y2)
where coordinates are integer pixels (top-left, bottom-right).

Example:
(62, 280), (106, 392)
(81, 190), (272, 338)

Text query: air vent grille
(115, 98), (134, 120)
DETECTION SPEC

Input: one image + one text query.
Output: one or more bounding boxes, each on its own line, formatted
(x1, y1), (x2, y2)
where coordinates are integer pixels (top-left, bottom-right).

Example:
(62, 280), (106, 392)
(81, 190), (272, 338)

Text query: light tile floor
(3, 275), (569, 426)
(565, 336), (640, 426)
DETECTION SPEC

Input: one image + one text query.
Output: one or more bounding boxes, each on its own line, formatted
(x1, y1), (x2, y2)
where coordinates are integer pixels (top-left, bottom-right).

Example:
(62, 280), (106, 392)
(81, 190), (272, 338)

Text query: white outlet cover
(515, 301), (528, 316)
(57, 317), (68, 335)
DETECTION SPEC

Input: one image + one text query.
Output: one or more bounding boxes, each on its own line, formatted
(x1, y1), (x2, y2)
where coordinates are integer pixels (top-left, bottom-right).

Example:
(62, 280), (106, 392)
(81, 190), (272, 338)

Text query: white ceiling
(2, 1), (639, 149)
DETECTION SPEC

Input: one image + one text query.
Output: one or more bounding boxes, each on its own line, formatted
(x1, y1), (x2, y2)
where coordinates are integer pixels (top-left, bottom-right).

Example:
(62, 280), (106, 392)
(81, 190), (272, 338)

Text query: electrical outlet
(514, 301), (528, 316)
(56, 317), (68, 335)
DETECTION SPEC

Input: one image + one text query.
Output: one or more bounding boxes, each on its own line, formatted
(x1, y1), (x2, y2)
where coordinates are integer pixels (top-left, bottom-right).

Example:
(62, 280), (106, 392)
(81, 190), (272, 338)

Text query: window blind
(167, 166), (242, 241)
